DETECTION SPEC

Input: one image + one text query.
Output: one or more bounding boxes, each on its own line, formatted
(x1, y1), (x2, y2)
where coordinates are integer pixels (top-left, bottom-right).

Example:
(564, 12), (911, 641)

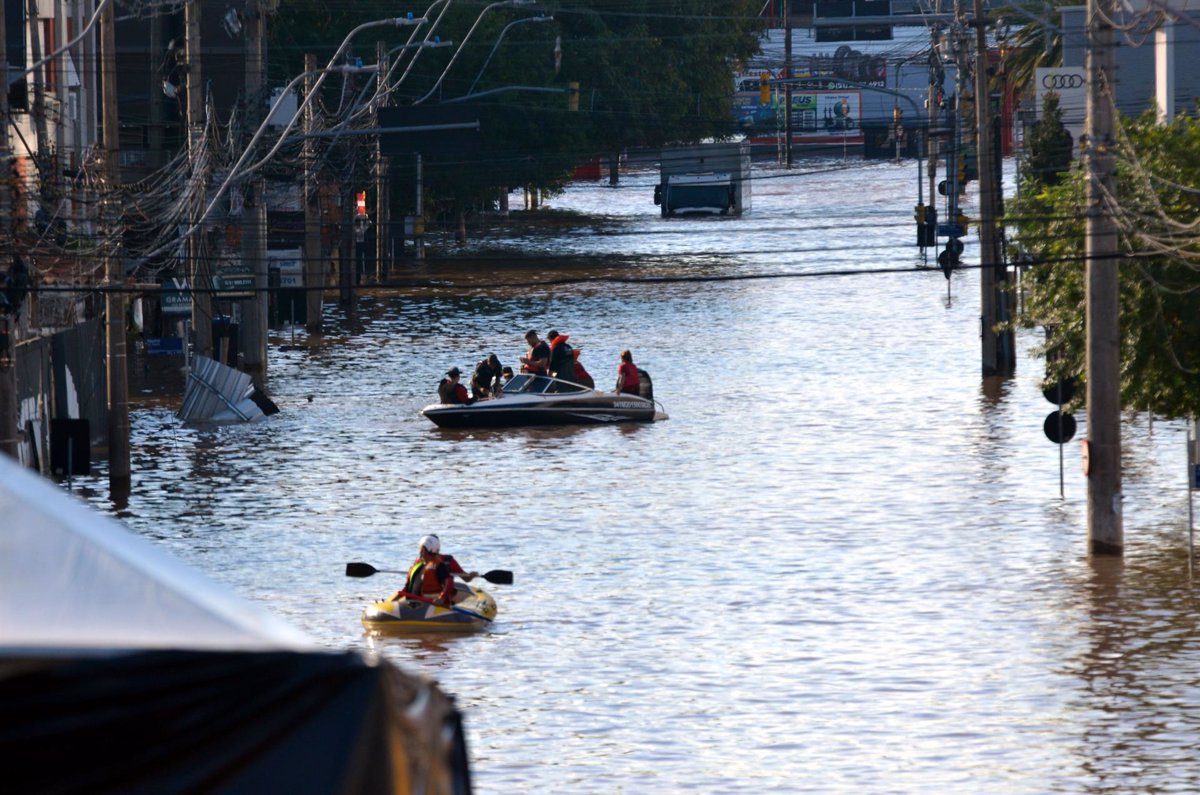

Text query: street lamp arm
(413, 0), (538, 105)
(467, 15), (553, 96)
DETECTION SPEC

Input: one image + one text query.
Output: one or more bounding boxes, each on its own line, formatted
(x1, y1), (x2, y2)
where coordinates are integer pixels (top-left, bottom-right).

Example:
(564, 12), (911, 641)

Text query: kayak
(361, 582), (498, 634)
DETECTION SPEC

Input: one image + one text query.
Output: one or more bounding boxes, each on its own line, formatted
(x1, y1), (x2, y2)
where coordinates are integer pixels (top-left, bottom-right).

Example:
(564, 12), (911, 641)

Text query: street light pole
(467, 15), (553, 96)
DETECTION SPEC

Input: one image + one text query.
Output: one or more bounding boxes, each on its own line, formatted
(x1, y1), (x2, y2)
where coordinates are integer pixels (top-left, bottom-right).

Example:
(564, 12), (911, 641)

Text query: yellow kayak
(361, 583), (497, 634)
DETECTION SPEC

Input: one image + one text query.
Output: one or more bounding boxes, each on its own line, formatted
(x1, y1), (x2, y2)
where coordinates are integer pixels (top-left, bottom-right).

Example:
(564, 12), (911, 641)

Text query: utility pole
(303, 54), (324, 335)
(185, 0), (211, 358)
(784, 0), (793, 169)
(241, 0), (268, 388)
(101, 0), (130, 487)
(974, 0), (1014, 376)
(375, 40), (391, 282)
(0, 0), (17, 461)
(1085, 0), (1123, 554)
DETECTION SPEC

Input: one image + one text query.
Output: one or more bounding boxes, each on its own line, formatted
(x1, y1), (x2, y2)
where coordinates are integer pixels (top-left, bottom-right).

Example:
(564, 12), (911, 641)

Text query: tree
(1023, 92), (1073, 188)
(268, 1), (764, 215)
(1009, 110), (1200, 419)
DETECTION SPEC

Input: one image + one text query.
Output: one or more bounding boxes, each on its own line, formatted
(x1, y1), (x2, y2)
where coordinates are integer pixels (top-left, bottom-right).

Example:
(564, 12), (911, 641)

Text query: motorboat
(361, 582), (498, 634)
(421, 372), (667, 429)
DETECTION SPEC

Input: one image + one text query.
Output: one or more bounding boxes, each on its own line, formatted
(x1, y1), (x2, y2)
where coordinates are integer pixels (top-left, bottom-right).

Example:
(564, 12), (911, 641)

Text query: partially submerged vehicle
(421, 372), (667, 429)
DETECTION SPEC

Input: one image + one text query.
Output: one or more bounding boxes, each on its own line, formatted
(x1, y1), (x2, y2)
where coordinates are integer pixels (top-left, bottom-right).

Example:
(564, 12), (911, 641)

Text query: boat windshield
(503, 375), (588, 394)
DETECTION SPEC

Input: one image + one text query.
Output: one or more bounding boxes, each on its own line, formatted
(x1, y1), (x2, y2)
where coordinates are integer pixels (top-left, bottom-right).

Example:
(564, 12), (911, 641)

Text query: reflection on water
(73, 162), (1200, 793)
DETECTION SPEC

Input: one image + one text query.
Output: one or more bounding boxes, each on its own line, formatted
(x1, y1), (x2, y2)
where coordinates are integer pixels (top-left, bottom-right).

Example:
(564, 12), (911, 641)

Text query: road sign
(160, 278), (192, 316)
(1044, 410), (1076, 444)
(1042, 377), (1077, 405)
(214, 264), (255, 299)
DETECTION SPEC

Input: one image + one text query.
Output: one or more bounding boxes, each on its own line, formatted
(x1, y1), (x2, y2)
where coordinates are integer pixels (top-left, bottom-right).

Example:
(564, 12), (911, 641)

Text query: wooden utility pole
(1085, 0), (1123, 554)
(0, 0), (17, 460)
(101, 0), (130, 486)
(186, 0), (212, 358)
(241, 0), (268, 387)
(375, 41), (391, 283)
(974, 0), (1014, 376)
(303, 54), (324, 334)
(784, 0), (793, 169)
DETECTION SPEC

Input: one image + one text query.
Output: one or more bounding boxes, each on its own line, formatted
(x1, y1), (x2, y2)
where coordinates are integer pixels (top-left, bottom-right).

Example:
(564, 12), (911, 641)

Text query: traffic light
(759, 72), (771, 105)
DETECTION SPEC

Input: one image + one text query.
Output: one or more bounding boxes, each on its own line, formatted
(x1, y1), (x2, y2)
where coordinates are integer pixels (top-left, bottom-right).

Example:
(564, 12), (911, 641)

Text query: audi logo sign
(1041, 74), (1085, 90)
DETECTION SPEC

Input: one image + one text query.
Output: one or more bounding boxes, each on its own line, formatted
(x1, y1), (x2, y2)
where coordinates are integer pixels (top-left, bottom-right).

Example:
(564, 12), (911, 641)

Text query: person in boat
(615, 350), (641, 395)
(390, 534), (478, 607)
(501, 366), (514, 385)
(437, 367), (475, 405)
(471, 353), (504, 400)
(546, 330), (577, 384)
(519, 330), (550, 375)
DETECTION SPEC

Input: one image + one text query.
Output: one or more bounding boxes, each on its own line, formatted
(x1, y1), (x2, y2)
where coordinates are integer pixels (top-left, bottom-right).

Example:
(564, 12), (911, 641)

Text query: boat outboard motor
(637, 368), (653, 401)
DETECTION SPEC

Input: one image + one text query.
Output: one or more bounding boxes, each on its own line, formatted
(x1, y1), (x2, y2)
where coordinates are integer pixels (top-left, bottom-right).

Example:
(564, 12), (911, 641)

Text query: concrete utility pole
(375, 40), (391, 282)
(185, 0), (212, 358)
(1085, 0), (1123, 554)
(303, 54), (324, 335)
(241, 0), (269, 388)
(0, 0), (17, 461)
(974, 0), (1014, 376)
(101, 0), (130, 486)
(784, 0), (793, 169)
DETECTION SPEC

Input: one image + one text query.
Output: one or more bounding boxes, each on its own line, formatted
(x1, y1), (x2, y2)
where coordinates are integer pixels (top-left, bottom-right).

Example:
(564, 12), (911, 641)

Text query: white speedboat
(421, 373), (667, 428)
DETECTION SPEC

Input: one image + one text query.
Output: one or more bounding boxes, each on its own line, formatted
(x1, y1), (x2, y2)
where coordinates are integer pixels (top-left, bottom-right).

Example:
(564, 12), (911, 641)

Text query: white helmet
(418, 534), (440, 554)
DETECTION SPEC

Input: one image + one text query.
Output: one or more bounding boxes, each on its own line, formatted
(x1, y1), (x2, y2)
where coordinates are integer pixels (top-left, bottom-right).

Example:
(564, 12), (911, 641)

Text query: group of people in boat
(436, 329), (642, 405)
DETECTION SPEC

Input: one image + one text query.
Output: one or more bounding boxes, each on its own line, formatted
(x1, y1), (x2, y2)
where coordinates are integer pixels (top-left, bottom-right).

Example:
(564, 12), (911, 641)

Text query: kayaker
(615, 350), (640, 395)
(519, 330), (550, 375)
(390, 535), (479, 607)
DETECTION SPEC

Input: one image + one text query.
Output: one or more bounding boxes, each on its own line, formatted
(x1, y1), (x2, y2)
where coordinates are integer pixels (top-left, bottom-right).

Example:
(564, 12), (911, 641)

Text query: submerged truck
(654, 142), (752, 217)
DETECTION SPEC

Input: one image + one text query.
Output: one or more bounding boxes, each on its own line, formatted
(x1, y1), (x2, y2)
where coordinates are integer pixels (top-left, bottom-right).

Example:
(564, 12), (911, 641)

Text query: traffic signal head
(759, 72), (771, 105)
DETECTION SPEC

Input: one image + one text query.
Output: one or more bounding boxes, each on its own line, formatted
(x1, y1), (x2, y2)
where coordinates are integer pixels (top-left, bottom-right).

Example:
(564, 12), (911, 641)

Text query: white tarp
(0, 454), (313, 654)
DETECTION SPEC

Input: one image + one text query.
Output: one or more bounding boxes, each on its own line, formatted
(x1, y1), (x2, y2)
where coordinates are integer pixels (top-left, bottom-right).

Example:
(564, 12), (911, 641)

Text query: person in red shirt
(615, 350), (641, 395)
(391, 535), (478, 607)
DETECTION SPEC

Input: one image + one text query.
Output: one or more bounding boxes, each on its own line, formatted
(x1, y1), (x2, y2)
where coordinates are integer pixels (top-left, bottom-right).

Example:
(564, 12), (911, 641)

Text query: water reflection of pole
(1188, 423), (1196, 577)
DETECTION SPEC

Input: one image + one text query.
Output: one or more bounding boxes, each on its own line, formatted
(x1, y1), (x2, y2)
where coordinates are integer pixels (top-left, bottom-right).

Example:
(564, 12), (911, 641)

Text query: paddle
(394, 590), (493, 623)
(345, 562), (513, 585)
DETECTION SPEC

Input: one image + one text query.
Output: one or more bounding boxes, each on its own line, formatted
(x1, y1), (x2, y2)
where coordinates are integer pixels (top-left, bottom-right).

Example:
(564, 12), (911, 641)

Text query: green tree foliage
(268, 1), (763, 211)
(1009, 111), (1200, 419)
(1023, 92), (1073, 188)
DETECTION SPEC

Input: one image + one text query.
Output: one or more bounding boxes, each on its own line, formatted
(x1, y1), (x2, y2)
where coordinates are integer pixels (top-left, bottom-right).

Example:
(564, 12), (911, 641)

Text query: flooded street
(78, 159), (1200, 793)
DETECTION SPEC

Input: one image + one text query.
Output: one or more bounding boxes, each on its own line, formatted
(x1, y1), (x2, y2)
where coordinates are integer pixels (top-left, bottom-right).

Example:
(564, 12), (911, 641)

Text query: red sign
(355, 191), (367, 218)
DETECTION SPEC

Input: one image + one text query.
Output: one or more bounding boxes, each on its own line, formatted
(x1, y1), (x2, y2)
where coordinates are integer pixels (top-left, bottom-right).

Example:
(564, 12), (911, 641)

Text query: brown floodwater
(75, 160), (1200, 793)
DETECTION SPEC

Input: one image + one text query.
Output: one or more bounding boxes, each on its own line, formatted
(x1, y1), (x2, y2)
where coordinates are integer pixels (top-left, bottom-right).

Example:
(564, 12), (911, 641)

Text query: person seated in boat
(471, 353), (504, 400)
(615, 350), (641, 395)
(519, 330), (550, 375)
(437, 367), (475, 405)
(390, 534), (478, 607)
(501, 366), (514, 386)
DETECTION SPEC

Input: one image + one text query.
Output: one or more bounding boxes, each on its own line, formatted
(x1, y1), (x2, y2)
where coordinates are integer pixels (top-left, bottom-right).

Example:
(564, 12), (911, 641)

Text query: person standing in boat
(437, 367), (475, 405)
(390, 535), (478, 607)
(519, 330), (550, 375)
(615, 350), (641, 395)
(546, 330), (577, 384)
(471, 353), (504, 400)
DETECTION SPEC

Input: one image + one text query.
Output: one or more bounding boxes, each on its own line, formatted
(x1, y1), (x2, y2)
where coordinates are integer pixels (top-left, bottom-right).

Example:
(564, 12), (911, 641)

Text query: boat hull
(423, 400), (656, 428)
(361, 587), (497, 634)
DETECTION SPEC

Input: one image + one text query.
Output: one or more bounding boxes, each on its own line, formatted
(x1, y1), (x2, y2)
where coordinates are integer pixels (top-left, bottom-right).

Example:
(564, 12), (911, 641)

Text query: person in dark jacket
(471, 354), (504, 399)
(546, 330), (576, 383)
